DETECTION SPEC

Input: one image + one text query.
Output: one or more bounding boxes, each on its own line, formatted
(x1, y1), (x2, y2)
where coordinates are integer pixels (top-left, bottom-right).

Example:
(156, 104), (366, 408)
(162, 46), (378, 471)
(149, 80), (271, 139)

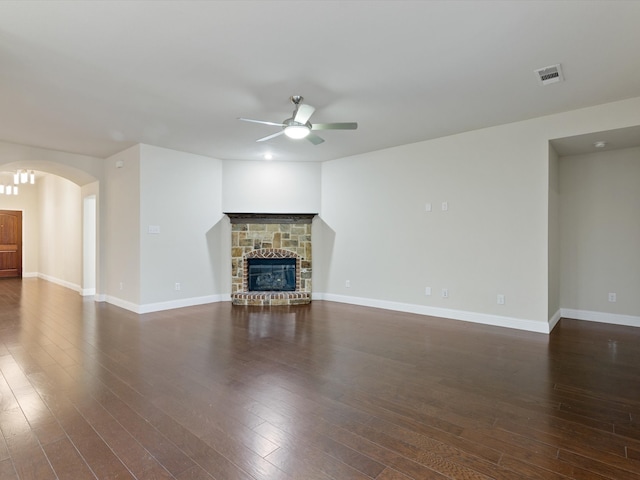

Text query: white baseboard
(137, 294), (229, 314)
(316, 293), (551, 334)
(33, 278), (635, 332)
(37, 273), (82, 294)
(560, 308), (640, 328)
(549, 309), (562, 332)
(102, 294), (229, 314)
(28, 276), (230, 314)
(103, 295), (140, 313)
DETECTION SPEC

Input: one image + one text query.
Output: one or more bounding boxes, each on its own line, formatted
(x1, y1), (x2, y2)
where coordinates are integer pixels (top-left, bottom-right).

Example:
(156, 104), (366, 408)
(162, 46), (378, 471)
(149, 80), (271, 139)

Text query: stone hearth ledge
(231, 292), (311, 306)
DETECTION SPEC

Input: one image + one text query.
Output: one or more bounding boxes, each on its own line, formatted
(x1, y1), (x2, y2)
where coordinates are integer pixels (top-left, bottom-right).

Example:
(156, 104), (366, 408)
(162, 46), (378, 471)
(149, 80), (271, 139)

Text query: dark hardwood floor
(1, 278), (640, 479)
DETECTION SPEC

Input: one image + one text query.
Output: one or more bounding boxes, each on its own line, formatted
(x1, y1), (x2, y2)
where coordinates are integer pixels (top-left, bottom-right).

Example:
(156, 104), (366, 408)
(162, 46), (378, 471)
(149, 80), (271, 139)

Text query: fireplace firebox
(248, 258), (296, 292)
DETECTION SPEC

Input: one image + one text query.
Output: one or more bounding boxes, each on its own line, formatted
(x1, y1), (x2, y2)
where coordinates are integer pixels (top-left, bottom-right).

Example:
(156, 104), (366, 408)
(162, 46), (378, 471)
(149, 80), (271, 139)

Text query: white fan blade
(311, 122), (358, 130)
(306, 133), (324, 145)
(256, 130), (285, 142)
(294, 104), (315, 124)
(238, 117), (286, 127)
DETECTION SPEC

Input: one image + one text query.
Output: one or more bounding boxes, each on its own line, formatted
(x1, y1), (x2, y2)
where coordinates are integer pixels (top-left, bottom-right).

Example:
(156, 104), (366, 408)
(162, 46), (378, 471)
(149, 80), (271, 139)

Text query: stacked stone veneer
(229, 217), (313, 306)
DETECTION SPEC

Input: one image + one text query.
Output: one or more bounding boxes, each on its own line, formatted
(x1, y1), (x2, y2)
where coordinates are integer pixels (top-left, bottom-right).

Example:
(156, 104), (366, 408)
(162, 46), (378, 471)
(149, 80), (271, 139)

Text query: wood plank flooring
(1, 278), (640, 479)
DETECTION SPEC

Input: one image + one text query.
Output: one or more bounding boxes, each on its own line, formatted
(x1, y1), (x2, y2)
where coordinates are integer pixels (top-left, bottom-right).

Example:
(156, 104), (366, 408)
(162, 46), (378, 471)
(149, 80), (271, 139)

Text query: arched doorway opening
(0, 160), (100, 297)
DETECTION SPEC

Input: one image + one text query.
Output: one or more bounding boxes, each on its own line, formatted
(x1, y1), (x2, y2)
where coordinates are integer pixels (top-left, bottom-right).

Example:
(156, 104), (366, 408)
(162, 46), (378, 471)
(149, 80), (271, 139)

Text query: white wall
(318, 96), (640, 332)
(222, 160), (321, 213)
(548, 145), (561, 322)
(82, 181), (100, 296)
(37, 175), (82, 290)
(82, 194), (97, 295)
(139, 144), (225, 310)
(319, 126), (549, 331)
(559, 146), (640, 323)
(104, 145), (141, 306)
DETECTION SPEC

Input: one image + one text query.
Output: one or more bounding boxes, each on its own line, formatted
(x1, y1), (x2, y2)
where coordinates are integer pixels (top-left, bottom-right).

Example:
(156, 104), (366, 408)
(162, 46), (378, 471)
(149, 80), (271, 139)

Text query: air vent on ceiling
(534, 64), (564, 86)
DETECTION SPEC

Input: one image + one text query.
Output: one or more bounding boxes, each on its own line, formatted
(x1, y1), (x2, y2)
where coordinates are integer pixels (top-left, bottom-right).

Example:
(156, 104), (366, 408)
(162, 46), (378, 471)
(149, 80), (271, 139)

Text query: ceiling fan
(238, 95), (357, 145)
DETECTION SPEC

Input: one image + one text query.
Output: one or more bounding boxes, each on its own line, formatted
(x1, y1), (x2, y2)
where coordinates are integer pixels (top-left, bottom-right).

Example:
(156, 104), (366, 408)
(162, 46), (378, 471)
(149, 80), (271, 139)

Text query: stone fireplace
(226, 213), (315, 306)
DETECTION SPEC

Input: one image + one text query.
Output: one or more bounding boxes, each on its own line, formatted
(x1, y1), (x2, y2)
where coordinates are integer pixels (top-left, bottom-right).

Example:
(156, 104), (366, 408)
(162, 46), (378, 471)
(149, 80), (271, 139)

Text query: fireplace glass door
(247, 258), (296, 291)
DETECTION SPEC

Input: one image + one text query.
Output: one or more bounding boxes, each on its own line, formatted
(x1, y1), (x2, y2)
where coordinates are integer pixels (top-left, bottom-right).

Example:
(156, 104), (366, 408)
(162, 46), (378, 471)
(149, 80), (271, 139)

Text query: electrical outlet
(441, 201), (448, 211)
(425, 286), (431, 296)
(119, 282), (123, 290)
(425, 203), (432, 212)
(608, 292), (616, 303)
(442, 288), (448, 298)
(175, 283), (181, 291)
(345, 280), (351, 288)
(497, 294), (505, 305)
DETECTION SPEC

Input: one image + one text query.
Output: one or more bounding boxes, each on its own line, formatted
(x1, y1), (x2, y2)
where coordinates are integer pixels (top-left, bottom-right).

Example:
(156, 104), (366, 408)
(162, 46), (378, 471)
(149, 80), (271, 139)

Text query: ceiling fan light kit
(239, 95), (357, 145)
(283, 122), (311, 140)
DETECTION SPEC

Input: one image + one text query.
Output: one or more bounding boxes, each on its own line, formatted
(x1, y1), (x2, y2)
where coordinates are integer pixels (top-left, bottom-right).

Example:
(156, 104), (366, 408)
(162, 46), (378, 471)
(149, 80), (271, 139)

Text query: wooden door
(0, 210), (22, 278)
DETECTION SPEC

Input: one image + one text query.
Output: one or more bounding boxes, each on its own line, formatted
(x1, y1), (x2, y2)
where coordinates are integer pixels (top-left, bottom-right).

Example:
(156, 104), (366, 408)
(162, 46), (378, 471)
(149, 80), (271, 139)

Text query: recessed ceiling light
(593, 141), (607, 148)
(264, 152), (273, 160)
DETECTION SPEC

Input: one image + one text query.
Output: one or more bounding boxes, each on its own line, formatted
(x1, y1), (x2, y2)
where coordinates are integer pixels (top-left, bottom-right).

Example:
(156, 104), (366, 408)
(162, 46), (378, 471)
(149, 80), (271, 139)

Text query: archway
(0, 157), (101, 297)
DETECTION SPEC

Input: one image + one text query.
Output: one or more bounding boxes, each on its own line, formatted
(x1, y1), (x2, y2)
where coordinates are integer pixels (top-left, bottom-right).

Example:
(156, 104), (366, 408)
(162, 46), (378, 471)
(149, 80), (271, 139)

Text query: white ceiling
(1, 1), (640, 163)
